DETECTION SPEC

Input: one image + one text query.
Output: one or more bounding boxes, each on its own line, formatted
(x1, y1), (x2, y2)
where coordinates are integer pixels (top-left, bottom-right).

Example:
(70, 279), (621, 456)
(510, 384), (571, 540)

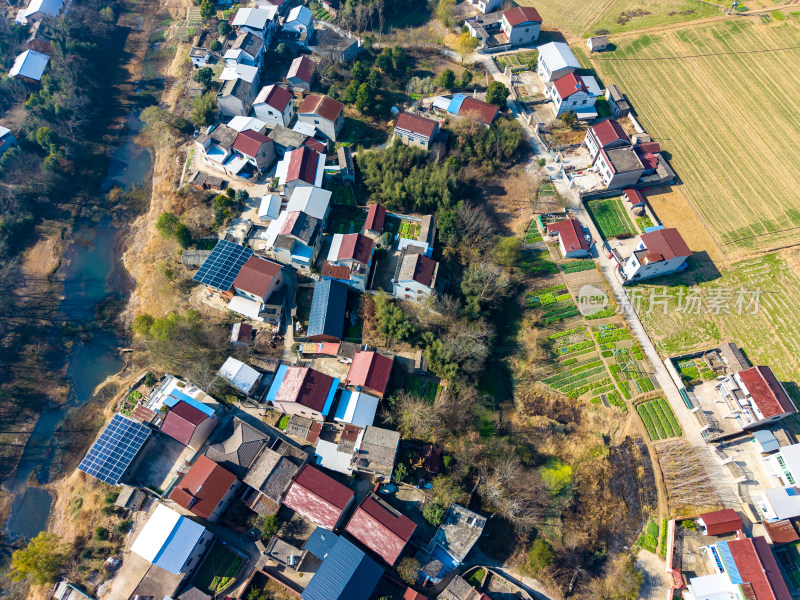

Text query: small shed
(337, 146), (355, 184)
(586, 35), (608, 52)
(696, 508), (742, 536)
(754, 429), (781, 454)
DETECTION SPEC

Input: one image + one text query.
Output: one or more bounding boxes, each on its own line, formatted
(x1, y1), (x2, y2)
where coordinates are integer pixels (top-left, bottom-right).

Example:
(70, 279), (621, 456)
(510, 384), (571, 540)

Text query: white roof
(686, 573), (738, 600)
(9, 50), (50, 81)
(286, 186), (331, 220)
(293, 120), (317, 137)
(220, 64), (259, 84)
(0, 126), (11, 138)
(262, 210), (287, 248)
(765, 486), (800, 520)
(286, 5), (313, 26)
(227, 295), (263, 320)
(583, 75), (602, 97)
(779, 443), (800, 481)
(275, 155), (290, 185)
(754, 429), (780, 453)
(131, 504), (182, 561)
(538, 42), (580, 72)
(227, 115), (267, 133)
(259, 194), (282, 220)
(218, 356), (261, 394)
(23, 0), (62, 18)
(433, 95), (453, 111)
(334, 391), (379, 428)
(232, 6), (276, 29)
(327, 233), (343, 262)
(315, 439), (355, 475)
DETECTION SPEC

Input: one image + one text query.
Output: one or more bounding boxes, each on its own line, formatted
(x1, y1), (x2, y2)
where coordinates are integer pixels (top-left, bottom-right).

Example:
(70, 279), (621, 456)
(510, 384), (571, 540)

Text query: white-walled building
(253, 84), (295, 126)
(536, 42), (580, 83)
(545, 72), (601, 119)
(620, 228), (692, 282)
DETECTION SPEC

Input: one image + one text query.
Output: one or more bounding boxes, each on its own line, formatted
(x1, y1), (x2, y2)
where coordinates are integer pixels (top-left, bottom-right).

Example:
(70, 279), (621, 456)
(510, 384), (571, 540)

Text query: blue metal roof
(304, 527), (339, 560)
(164, 389), (216, 417)
(152, 515), (207, 575)
(448, 93), (466, 115)
(192, 239), (253, 292)
(307, 279), (348, 340)
(302, 535), (383, 600)
(266, 364), (289, 404)
(334, 390), (355, 421)
(716, 541), (742, 584)
(643, 225), (665, 233)
(321, 379), (338, 417)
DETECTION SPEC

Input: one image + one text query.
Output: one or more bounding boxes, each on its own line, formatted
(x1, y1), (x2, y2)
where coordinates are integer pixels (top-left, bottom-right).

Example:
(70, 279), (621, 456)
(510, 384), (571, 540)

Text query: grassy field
(518, 0), (721, 37)
(583, 19), (800, 255)
(630, 253), (800, 400)
(586, 197), (636, 239)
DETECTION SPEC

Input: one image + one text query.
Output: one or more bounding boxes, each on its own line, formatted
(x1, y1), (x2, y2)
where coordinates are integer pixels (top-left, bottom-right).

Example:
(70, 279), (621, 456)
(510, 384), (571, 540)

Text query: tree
(367, 68), (382, 89)
(493, 236), (521, 267)
(156, 212), (180, 237)
(523, 539), (555, 576)
(375, 49), (393, 72)
(394, 461), (408, 482)
(199, 0), (215, 19)
(10, 532), (69, 585)
(435, 0), (455, 26)
(132, 314), (155, 335)
(275, 42), (290, 61)
(174, 224), (193, 249)
(95, 526), (110, 540)
(193, 66), (214, 88)
(351, 61), (368, 84)
(455, 32), (479, 62)
(397, 557), (420, 585)
(485, 81), (510, 109)
(391, 45), (407, 72)
(35, 127), (59, 153)
(422, 502), (447, 526)
(460, 69), (473, 88)
(355, 83), (372, 114)
(560, 110), (578, 127)
(373, 293), (415, 347)
(437, 68), (455, 90)
(218, 21), (232, 37)
(193, 92), (218, 127)
(461, 262), (511, 318)
(99, 6), (114, 22)
(209, 39), (222, 51)
(258, 514), (280, 540)
(342, 80), (360, 104)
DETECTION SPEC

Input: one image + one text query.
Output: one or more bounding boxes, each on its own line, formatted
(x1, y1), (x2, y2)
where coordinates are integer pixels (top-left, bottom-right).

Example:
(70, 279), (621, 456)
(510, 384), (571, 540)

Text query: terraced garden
(586, 197), (636, 240)
(519, 248), (559, 275)
(524, 219), (543, 245)
(528, 283), (581, 324)
(594, 324), (658, 399)
(636, 397), (682, 441)
(675, 358), (715, 386)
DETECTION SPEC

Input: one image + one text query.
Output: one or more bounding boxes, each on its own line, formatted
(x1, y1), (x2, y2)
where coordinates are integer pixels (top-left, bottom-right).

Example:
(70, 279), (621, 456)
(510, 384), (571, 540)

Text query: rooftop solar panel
(78, 414), (151, 485)
(192, 239), (253, 292)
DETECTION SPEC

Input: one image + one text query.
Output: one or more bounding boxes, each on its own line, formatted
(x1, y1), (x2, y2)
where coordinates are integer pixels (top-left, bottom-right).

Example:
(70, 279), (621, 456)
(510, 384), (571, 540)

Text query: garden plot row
(560, 259), (595, 274)
(525, 219), (543, 245)
(586, 197), (636, 240)
(676, 358), (715, 385)
(519, 249), (559, 275)
(636, 398), (682, 441)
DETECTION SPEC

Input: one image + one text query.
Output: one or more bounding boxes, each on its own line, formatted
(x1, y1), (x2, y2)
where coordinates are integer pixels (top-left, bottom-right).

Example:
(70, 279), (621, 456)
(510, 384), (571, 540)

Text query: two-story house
(232, 6), (279, 44)
(231, 130), (276, 174)
(286, 186), (332, 228)
(466, 0), (502, 14)
(394, 112), (439, 150)
(275, 146), (325, 197)
(322, 233), (374, 292)
(253, 84), (295, 126)
(264, 210), (323, 270)
(297, 94), (344, 142)
(286, 55), (315, 91)
(594, 146), (644, 190)
(195, 124), (238, 172)
(218, 66), (260, 117)
(546, 72), (601, 119)
(224, 32), (265, 69)
(267, 365), (340, 421)
(620, 228), (692, 282)
(499, 6), (541, 46)
(583, 118), (630, 161)
(228, 254), (286, 324)
(283, 5), (314, 46)
(393, 247), (438, 302)
(536, 41), (579, 83)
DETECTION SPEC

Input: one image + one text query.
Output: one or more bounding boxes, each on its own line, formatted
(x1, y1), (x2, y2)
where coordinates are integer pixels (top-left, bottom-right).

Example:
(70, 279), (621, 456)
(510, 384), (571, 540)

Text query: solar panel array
(192, 239), (253, 291)
(78, 414), (151, 485)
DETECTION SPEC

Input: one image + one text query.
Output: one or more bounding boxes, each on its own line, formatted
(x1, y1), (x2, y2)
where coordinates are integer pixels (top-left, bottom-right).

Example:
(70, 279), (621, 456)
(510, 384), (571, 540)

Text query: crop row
(556, 340), (594, 355)
(543, 310), (581, 324)
(585, 307), (616, 320)
(637, 399), (681, 440)
(635, 377), (655, 394)
(560, 260), (596, 274)
(545, 368), (608, 391)
(547, 326), (586, 340)
(542, 302), (579, 318)
(544, 361), (605, 385)
(565, 377), (614, 399)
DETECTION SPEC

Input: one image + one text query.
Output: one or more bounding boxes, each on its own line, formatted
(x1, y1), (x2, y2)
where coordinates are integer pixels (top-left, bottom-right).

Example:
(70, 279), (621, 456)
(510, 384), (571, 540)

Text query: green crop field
(636, 398), (682, 441)
(586, 198), (636, 239)
(583, 19), (800, 254)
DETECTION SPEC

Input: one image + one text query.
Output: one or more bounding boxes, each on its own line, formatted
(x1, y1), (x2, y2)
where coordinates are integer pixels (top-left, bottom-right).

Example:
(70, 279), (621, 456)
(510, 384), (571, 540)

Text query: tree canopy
(10, 532), (70, 585)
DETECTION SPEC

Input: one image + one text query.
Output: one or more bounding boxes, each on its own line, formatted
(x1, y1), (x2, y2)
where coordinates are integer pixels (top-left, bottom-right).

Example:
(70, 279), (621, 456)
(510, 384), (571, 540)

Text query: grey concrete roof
(431, 504), (486, 562)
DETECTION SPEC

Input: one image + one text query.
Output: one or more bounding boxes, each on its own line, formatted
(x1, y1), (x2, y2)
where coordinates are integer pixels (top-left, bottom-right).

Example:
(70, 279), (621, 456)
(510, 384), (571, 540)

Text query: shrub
(277, 414), (289, 430)
(523, 539), (554, 576)
(114, 520), (133, 533)
(95, 527), (110, 541)
(423, 503), (446, 526)
(397, 557), (420, 585)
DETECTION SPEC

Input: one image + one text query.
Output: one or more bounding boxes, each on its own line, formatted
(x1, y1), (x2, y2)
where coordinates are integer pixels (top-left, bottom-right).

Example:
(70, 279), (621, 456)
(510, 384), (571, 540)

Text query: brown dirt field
(19, 222), (66, 279)
(644, 186), (725, 267)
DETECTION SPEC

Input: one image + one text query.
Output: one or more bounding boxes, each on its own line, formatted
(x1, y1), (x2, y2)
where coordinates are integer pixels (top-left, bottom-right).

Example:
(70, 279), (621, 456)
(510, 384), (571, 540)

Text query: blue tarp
(266, 364), (289, 404)
(643, 225), (665, 233)
(447, 93), (467, 115)
(164, 389), (215, 417)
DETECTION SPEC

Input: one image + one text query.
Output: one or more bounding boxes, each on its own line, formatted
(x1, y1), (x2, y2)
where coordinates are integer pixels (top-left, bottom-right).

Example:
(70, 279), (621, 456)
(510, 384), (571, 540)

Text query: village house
(282, 464), (355, 529)
(9, 49), (49, 82)
(334, 390), (379, 428)
(229, 254), (285, 323)
(253, 84), (295, 127)
(194, 123), (240, 174)
(322, 232), (374, 292)
(187, 171), (227, 191)
(286, 186), (332, 226)
(345, 493), (416, 565)
(258, 193), (282, 223)
(363, 203), (386, 240)
(466, 6), (541, 52)
(440, 576), (485, 600)
(620, 227), (692, 282)
(168, 455), (239, 522)
(283, 5), (314, 46)
(606, 84), (631, 117)
(159, 400), (218, 451)
(286, 55), (316, 90)
(307, 278), (348, 342)
(345, 350), (394, 398)
(593, 146), (644, 190)
(267, 364), (340, 420)
(231, 129), (276, 174)
(301, 527), (383, 600)
(418, 504), (486, 583)
(285, 414), (323, 444)
(242, 438), (307, 515)
(586, 35), (608, 52)
(352, 426), (400, 479)
(760, 485), (800, 523)
(310, 21), (362, 63)
(130, 504), (214, 576)
(224, 31), (265, 69)
(432, 93), (499, 126)
(275, 145), (326, 196)
(394, 247), (439, 302)
(536, 41), (580, 83)
(394, 112), (439, 150)
(297, 94), (344, 141)
(189, 46), (212, 68)
(232, 6), (279, 44)
(466, 0), (502, 14)
(269, 124), (309, 157)
(695, 508), (743, 536)
(15, 0), (63, 25)
(263, 209), (323, 270)
(230, 322), (254, 346)
(204, 417), (272, 477)
(398, 214), (436, 256)
(546, 71), (602, 119)
(217, 72), (259, 117)
(546, 218), (590, 258)
(0, 127), (17, 157)
(218, 356), (262, 396)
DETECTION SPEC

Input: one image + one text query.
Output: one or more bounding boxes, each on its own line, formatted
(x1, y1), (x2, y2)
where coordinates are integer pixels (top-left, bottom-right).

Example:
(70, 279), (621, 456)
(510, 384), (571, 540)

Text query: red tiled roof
(254, 84), (293, 111)
(403, 253), (436, 287)
(287, 55), (315, 83)
(395, 112), (438, 139)
(280, 211), (300, 236)
(635, 146), (659, 170)
(502, 5), (542, 26)
(764, 519), (799, 545)
(640, 228), (692, 261)
(638, 141), (661, 154)
(282, 464), (354, 529)
(160, 401), (208, 446)
(337, 233), (373, 265)
(232, 322), (254, 342)
(727, 536), (792, 600)
(698, 508), (742, 535)
(365, 203), (386, 234)
(739, 366), (796, 419)
(553, 72), (587, 99)
(345, 494), (416, 565)
(347, 351), (394, 396)
(547, 218), (589, 253)
(303, 137), (326, 153)
(624, 188), (645, 205)
(168, 455), (237, 519)
(275, 366), (335, 412)
(590, 119), (630, 147)
(322, 261), (351, 281)
(298, 94), (344, 123)
(233, 129), (272, 159)
(458, 96), (499, 124)
(286, 146), (320, 185)
(233, 255), (282, 298)
(307, 421), (322, 444)
(403, 590), (429, 600)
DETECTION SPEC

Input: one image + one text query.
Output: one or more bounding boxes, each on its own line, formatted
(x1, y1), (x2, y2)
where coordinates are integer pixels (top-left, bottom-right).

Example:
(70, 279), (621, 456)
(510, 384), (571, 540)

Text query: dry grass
(582, 18), (800, 257)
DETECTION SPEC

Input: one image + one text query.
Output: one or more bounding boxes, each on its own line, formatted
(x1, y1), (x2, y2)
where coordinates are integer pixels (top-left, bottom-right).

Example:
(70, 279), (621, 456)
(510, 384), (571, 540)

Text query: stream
(3, 111), (153, 540)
